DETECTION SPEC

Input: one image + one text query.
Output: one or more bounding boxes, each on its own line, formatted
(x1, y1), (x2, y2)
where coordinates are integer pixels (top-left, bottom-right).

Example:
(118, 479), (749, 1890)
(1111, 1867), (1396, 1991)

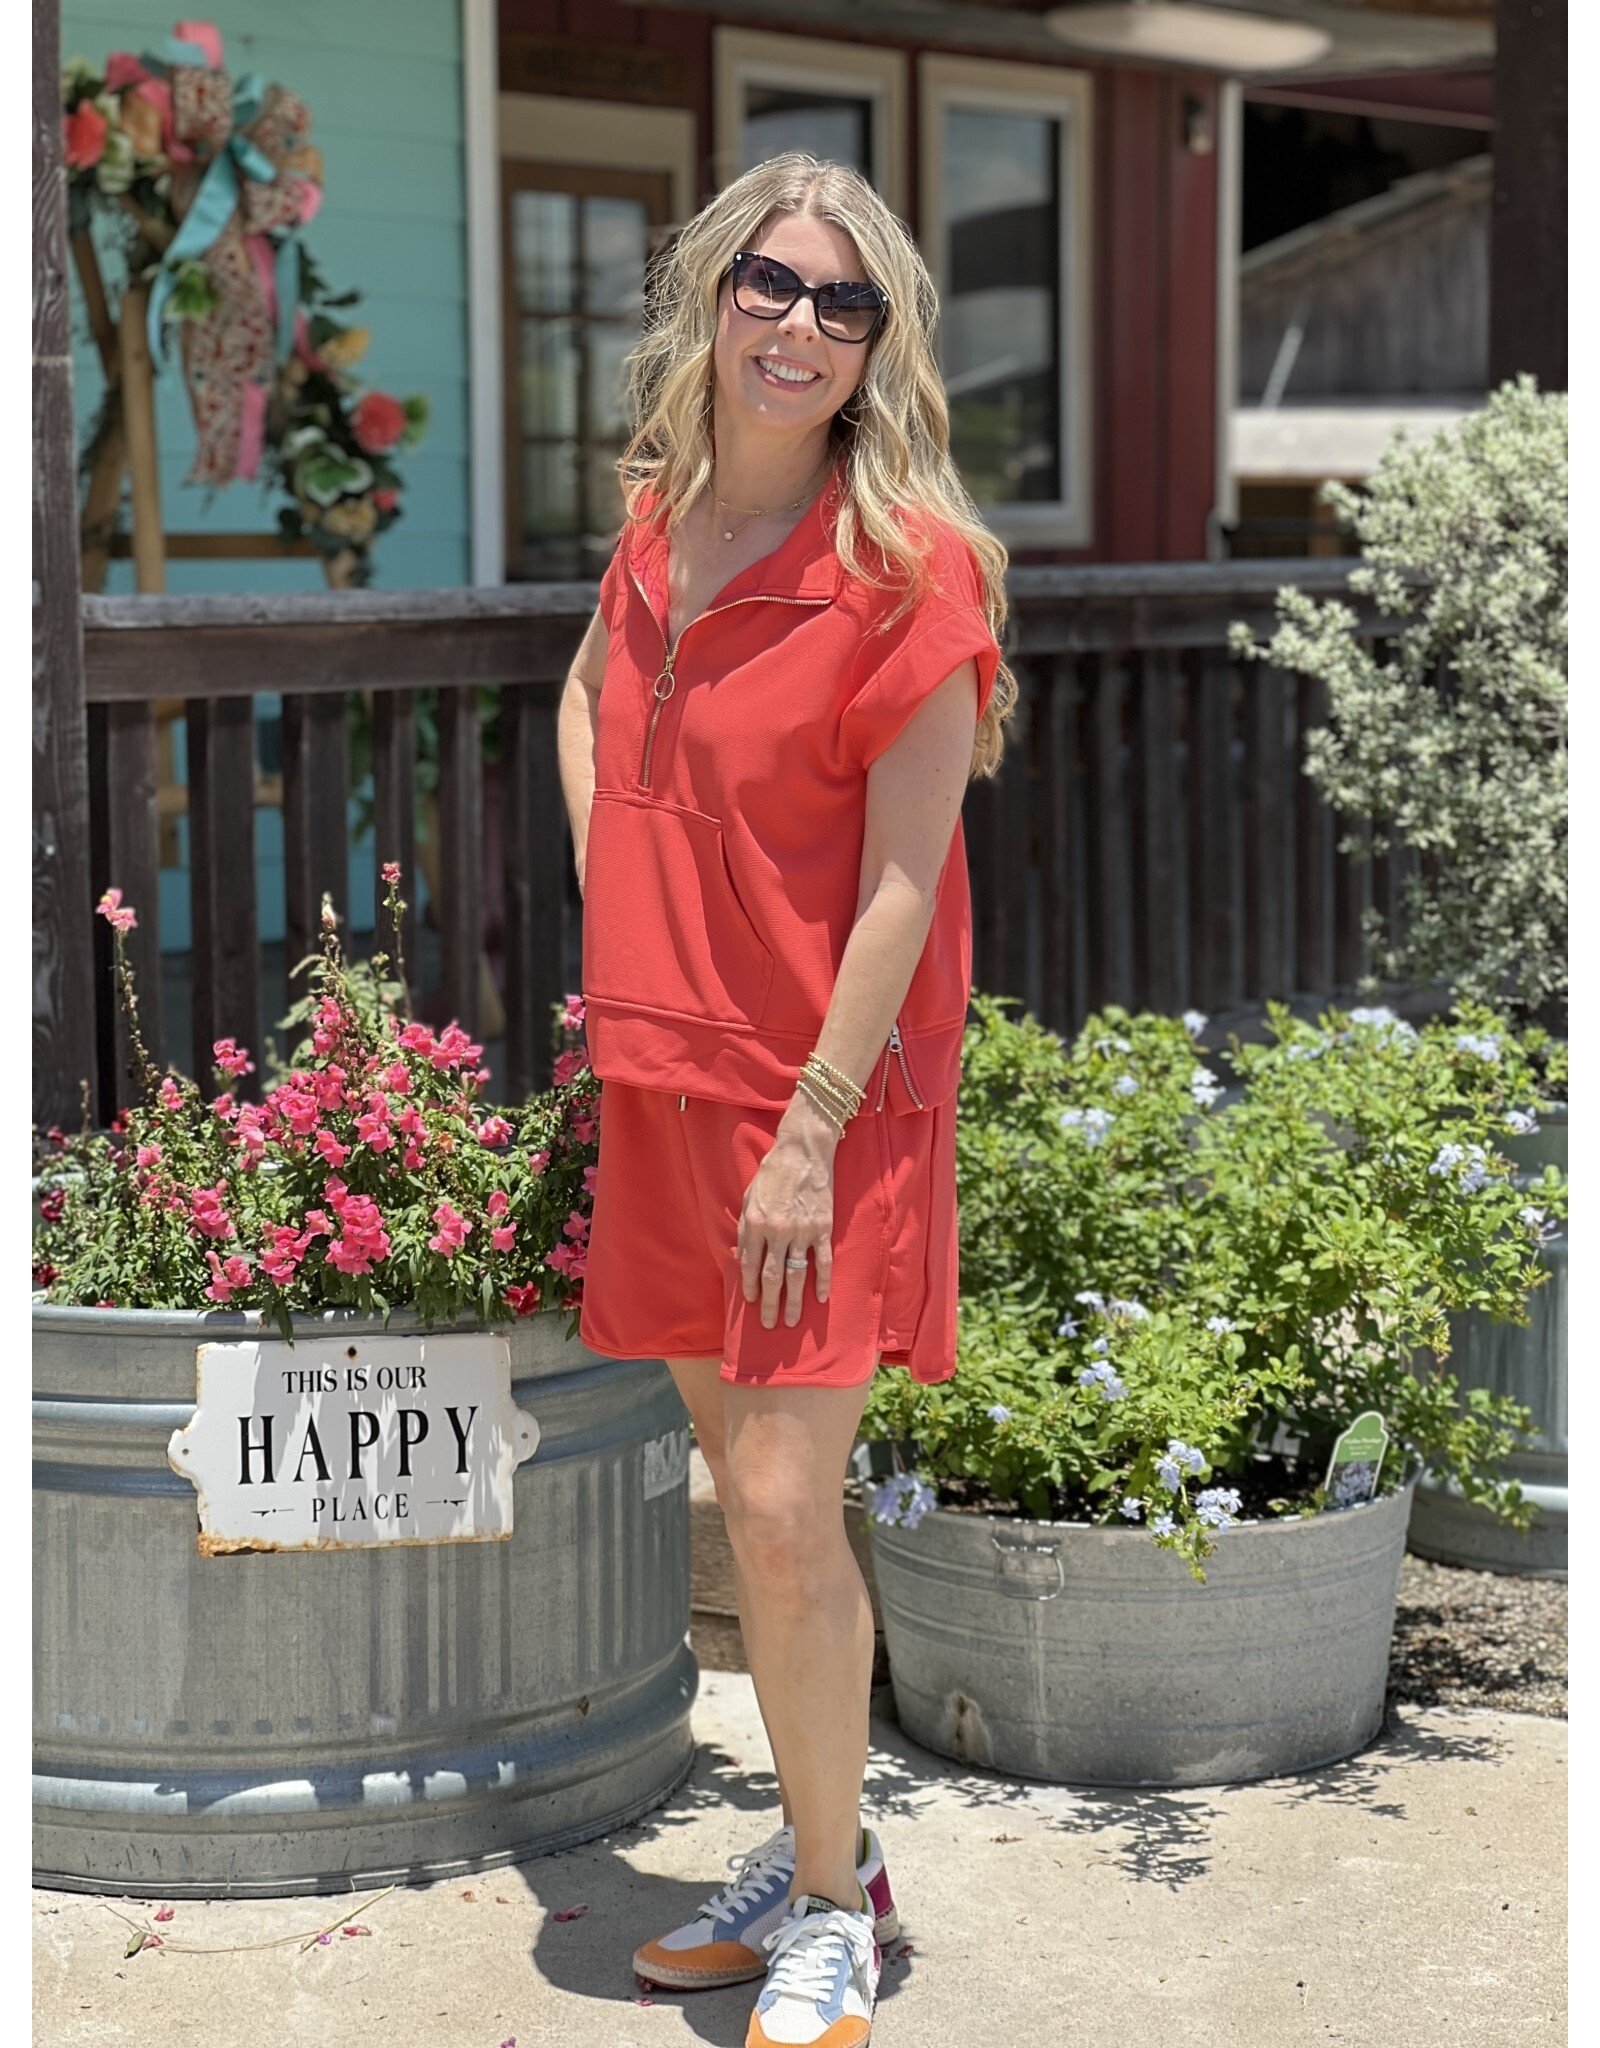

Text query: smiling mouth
(752, 354), (822, 388)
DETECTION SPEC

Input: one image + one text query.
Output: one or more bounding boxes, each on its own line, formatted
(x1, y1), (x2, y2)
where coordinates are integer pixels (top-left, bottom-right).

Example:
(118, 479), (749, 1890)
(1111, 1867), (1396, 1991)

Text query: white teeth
(756, 356), (820, 385)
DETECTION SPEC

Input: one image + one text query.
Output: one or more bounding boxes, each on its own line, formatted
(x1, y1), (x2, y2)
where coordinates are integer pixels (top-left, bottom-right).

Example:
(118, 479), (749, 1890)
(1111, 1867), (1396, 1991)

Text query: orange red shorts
(577, 1079), (959, 1389)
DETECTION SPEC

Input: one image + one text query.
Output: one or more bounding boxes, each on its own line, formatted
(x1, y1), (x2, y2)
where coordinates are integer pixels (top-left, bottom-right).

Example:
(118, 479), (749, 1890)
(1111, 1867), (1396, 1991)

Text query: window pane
(513, 190), (576, 314)
(519, 319), (579, 436)
(941, 107), (1062, 505)
(523, 442), (579, 539)
(743, 87), (872, 180)
(586, 324), (635, 438)
(584, 197), (649, 317)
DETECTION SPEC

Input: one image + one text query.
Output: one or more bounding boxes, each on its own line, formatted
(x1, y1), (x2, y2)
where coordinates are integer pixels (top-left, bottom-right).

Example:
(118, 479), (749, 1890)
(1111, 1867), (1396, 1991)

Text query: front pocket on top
(582, 790), (775, 1026)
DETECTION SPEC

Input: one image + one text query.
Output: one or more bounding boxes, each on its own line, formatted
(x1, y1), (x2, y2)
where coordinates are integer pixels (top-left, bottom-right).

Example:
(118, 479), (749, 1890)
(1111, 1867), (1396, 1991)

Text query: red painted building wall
(498, 1), (1221, 563)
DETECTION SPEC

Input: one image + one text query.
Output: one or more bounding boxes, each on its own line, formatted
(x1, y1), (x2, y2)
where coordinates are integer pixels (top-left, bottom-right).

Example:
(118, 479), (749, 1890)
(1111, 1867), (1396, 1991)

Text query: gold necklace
(710, 466), (828, 543)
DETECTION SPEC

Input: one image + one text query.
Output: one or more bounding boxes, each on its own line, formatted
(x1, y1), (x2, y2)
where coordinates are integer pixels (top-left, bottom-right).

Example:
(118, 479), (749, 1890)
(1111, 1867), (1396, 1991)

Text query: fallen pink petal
(316, 1933), (332, 1946)
(551, 1904), (589, 1922)
(153, 1905), (175, 1922)
(341, 1923), (371, 1937)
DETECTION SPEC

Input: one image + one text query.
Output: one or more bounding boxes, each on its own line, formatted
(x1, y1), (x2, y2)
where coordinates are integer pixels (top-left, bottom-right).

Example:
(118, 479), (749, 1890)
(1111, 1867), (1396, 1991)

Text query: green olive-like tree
(1229, 375), (1567, 1027)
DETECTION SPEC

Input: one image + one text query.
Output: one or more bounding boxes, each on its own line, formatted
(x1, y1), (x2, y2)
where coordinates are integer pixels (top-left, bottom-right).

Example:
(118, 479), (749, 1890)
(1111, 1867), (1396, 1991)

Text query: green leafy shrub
(32, 874), (598, 1340)
(1228, 375), (1567, 1023)
(862, 992), (1567, 1580)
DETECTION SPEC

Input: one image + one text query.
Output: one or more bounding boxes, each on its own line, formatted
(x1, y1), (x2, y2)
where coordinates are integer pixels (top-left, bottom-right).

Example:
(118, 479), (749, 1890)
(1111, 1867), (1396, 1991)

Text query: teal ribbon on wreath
(145, 56), (302, 366)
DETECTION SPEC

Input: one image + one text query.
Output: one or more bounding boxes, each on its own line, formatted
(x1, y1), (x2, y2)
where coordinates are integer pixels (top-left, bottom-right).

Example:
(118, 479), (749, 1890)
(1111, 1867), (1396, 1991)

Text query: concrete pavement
(33, 1672), (1565, 2048)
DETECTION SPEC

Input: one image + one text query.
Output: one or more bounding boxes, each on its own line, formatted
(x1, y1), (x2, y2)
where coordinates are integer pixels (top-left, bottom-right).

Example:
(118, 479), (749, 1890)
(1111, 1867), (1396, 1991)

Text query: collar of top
(625, 462), (848, 622)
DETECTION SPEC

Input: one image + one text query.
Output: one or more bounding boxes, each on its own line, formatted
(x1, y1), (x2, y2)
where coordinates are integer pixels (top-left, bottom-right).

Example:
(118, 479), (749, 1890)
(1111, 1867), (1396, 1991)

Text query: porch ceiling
(623, 0), (1492, 79)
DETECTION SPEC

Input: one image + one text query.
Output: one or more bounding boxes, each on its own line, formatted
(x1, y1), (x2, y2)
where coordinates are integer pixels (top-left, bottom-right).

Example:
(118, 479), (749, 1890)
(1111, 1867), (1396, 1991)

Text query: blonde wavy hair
(618, 152), (1014, 779)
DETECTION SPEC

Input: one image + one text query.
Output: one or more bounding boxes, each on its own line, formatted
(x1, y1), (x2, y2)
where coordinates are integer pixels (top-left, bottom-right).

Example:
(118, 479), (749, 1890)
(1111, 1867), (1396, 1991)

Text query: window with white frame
(920, 57), (1093, 544)
(715, 29), (907, 214)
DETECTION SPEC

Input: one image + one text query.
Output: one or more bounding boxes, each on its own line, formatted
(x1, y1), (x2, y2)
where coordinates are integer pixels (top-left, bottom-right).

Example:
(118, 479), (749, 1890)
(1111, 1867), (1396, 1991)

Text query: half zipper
(874, 1015), (925, 1111)
(628, 564), (829, 791)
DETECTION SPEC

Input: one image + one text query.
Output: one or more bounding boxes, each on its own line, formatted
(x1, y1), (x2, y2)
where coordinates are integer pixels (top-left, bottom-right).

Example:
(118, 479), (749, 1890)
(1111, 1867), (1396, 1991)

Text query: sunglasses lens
(733, 253), (797, 317)
(818, 287), (885, 342)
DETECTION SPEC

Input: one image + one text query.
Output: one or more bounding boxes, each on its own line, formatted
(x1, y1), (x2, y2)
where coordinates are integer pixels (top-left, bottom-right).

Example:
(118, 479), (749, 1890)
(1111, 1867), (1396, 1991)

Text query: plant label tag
(1323, 1408), (1388, 1510)
(167, 1331), (539, 1555)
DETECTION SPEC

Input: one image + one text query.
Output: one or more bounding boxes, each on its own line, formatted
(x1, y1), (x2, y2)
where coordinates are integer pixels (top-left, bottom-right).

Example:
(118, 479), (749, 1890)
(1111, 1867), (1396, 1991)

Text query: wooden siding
(61, 0), (472, 594)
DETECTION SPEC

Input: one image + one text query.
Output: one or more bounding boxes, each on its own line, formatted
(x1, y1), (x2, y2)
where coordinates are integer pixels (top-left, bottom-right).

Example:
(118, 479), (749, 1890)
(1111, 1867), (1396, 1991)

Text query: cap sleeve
(840, 524), (1001, 771)
(597, 530), (629, 632)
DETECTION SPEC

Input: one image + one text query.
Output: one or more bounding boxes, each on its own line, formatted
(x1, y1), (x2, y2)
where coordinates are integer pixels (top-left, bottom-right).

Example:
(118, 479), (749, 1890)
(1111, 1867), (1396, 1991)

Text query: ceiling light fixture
(1043, 2), (1333, 74)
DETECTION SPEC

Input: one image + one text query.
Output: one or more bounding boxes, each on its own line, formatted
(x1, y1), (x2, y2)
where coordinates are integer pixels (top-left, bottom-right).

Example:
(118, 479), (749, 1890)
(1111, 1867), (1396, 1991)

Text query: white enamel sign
(167, 1332), (540, 1556)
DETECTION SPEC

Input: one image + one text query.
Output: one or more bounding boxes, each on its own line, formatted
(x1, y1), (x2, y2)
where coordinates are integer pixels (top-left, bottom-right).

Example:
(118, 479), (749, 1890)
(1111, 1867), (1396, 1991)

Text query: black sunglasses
(728, 249), (890, 344)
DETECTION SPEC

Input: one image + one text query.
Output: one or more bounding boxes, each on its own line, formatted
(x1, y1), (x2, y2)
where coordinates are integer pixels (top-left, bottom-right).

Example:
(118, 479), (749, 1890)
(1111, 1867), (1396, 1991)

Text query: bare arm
(741, 657), (981, 1325)
(557, 604), (610, 897)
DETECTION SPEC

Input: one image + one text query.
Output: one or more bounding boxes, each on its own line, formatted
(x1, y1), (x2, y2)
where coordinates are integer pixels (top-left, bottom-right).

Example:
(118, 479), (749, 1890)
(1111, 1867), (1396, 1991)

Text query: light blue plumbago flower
(1113, 1073), (1139, 1097)
(1168, 1439), (1206, 1474)
(1118, 1496), (1144, 1521)
(868, 1472), (938, 1529)
(1056, 1309), (1082, 1339)
(1076, 1360), (1127, 1402)
(1090, 1334), (1111, 1355)
(900, 1476), (938, 1529)
(1151, 1512), (1177, 1538)
(1074, 1290), (1106, 1309)
(1190, 1066), (1224, 1108)
(1506, 1108), (1540, 1136)
(1454, 1031), (1501, 1063)
(1286, 1039), (1327, 1061)
(1092, 1034), (1133, 1057)
(1194, 1485), (1243, 1530)
(1520, 1204), (1560, 1246)
(1428, 1142), (1467, 1178)
(1156, 1454), (1183, 1493)
(1458, 1147), (1491, 1194)
(1181, 1010), (1207, 1039)
(1106, 1297), (1150, 1321)
(1205, 1314), (1236, 1333)
(1060, 1106), (1116, 1146)
(1348, 1005), (1398, 1027)
(986, 1403), (1013, 1425)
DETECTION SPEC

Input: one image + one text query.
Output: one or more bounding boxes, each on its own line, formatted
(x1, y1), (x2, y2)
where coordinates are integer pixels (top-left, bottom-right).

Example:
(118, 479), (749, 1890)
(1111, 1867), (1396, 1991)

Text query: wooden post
(117, 281), (167, 594)
(34, 0), (98, 1129)
(72, 230), (128, 594)
(1491, 0), (1567, 391)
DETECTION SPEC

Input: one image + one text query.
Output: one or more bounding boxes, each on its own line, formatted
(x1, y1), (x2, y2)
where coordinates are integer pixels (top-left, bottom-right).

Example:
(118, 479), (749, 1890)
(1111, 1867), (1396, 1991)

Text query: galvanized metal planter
(33, 1304), (695, 1897)
(867, 1478), (1415, 1787)
(1407, 1105), (1568, 1578)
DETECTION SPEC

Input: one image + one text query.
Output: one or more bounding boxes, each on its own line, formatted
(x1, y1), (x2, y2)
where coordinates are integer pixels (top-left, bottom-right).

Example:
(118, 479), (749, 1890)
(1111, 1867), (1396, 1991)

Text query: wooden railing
(58, 560), (1410, 1121)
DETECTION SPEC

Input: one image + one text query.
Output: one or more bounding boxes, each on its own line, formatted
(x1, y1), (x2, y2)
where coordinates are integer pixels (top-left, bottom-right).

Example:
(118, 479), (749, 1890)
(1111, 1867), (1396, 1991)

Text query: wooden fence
(38, 560), (1411, 1124)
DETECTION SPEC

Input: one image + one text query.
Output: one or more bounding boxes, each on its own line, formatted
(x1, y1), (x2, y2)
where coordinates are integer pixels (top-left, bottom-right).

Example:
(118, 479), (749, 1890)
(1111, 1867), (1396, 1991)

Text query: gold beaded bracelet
(795, 1070), (850, 1133)
(801, 1052), (863, 1116)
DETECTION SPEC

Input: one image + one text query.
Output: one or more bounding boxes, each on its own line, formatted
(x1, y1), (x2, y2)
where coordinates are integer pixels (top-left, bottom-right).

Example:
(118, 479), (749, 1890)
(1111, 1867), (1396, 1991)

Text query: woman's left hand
(737, 1096), (840, 1327)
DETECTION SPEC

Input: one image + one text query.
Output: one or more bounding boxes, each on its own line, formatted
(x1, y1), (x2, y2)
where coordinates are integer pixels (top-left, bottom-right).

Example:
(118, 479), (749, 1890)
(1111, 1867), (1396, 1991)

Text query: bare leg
(665, 1357), (797, 1829)
(720, 1376), (875, 1910)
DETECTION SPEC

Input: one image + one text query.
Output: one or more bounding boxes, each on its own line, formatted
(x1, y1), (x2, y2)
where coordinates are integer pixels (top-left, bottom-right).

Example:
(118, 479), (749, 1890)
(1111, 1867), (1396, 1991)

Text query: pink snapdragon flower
(491, 1223), (517, 1252)
(381, 862), (402, 885)
(160, 1076), (184, 1112)
(324, 1187), (391, 1276)
(561, 993), (586, 1031)
(190, 1184), (234, 1239)
(486, 1190), (510, 1218)
(272, 1081), (321, 1136)
(354, 1092), (394, 1152)
(314, 1129), (350, 1168)
(427, 1201), (470, 1257)
(504, 1283), (541, 1316)
(476, 1115), (512, 1148)
(204, 1251), (253, 1303)
(429, 1023), (483, 1073)
(552, 1048), (589, 1087)
(135, 1143), (162, 1169)
(212, 1038), (255, 1078)
(311, 997), (346, 1057)
(96, 888), (138, 933)
(260, 1223), (318, 1286)
(381, 1061), (411, 1094)
(529, 1149), (550, 1176)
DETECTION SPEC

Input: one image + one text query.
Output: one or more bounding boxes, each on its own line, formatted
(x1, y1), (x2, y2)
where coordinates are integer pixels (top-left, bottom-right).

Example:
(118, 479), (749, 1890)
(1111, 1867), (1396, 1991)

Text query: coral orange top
(580, 471), (1001, 1116)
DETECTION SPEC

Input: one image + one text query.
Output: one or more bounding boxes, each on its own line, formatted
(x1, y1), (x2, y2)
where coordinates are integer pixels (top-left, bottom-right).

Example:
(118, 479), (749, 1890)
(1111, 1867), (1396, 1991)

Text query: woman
(558, 152), (1012, 2047)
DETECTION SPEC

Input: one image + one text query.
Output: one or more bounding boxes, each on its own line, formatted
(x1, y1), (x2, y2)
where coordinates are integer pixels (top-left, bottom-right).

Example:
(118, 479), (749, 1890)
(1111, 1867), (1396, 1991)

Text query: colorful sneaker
(746, 1893), (881, 2047)
(633, 1825), (899, 1991)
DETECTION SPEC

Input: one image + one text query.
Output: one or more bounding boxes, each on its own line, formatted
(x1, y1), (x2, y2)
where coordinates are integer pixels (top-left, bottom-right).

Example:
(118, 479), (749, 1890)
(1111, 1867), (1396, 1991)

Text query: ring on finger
(784, 1253), (808, 1268)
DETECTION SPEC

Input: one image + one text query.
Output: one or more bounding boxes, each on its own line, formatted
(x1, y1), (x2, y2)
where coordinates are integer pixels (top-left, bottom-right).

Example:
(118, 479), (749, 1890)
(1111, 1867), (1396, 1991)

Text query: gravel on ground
(1387, 1551), (1567, 1718)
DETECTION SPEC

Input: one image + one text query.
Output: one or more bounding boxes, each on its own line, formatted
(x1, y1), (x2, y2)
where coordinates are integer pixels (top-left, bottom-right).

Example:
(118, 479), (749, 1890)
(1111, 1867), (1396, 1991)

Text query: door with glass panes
(501, 163), (672, 581)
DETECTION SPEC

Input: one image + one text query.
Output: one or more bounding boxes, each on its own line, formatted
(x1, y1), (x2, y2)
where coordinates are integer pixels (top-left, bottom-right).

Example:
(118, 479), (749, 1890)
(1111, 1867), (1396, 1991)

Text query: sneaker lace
(701, 1830), (793, 1928)
(762, 1909), (871, 2000)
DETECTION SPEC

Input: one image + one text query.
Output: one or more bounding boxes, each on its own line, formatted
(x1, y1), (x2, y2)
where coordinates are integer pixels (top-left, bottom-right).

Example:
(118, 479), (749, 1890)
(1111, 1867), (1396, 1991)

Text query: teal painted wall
(62, 1), (472, 946)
